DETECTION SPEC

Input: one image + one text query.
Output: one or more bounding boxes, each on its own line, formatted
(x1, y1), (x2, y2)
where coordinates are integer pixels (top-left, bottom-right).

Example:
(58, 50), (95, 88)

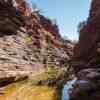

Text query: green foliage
(24, 36), (33, 44)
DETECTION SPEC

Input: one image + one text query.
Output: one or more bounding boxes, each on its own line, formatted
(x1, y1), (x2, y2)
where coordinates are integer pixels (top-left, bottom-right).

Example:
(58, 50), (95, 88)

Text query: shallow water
(62, 78), (77, 100)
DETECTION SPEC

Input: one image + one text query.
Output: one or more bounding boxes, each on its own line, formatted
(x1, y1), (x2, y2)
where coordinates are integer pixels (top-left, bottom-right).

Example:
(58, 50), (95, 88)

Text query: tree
(31, 1), (42, 13)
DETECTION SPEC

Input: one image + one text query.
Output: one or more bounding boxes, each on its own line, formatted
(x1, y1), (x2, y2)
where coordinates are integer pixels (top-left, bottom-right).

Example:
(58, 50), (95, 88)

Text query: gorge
(0, 0), (100, 100)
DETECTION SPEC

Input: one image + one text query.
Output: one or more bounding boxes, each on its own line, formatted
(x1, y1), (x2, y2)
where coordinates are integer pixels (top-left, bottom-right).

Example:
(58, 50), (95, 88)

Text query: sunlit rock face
(0, 1), (74, 73)
(72, 0), (100, 99)
(0, 1), (73, 100)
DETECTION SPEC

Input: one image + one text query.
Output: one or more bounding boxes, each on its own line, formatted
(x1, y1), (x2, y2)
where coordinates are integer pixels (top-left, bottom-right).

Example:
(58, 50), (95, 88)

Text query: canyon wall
(71, 0), (100, 99)
(0, 1), (73, 73)
(74, 0), (100, 61)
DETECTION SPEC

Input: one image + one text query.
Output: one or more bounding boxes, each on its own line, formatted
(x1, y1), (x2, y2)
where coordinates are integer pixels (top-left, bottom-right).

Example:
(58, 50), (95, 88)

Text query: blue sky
(28, 0), (91, 40)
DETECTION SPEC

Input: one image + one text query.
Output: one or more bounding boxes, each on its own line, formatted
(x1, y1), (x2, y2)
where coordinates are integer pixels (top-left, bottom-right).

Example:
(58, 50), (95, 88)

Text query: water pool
(62, 78), (77, 100)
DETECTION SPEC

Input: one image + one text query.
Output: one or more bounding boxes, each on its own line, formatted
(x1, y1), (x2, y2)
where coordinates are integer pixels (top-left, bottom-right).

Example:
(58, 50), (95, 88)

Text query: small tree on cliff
(31, 2), (42, 13)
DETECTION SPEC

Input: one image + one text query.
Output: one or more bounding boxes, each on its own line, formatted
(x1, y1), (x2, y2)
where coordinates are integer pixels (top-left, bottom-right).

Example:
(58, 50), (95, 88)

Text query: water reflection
(62, 78), (77, 100)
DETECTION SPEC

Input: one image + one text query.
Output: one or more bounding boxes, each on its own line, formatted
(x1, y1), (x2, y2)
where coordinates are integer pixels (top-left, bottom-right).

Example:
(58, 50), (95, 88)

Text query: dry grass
(0, 79), (58, 100)
(0, 67), (62, 100)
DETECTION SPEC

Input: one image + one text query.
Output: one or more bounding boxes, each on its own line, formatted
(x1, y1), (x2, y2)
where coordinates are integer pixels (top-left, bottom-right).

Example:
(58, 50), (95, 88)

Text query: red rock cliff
(0, 1), (74, 72)
(71, 1), (100, 99)
(74, 0), (100, 61)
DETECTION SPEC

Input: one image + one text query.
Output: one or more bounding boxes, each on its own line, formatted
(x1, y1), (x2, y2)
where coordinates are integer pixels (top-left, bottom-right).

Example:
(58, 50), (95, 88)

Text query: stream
(62, 78), (77, 100)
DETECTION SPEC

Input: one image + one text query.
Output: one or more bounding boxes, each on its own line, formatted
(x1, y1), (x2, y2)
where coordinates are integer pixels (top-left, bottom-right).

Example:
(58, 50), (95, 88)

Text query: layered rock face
(71, 0), (100, 99)
(0, 1), (73, 75)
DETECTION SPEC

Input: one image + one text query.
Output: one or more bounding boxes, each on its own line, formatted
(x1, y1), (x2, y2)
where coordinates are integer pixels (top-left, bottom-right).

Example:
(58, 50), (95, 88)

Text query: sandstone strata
(0, 0), (73, 83)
